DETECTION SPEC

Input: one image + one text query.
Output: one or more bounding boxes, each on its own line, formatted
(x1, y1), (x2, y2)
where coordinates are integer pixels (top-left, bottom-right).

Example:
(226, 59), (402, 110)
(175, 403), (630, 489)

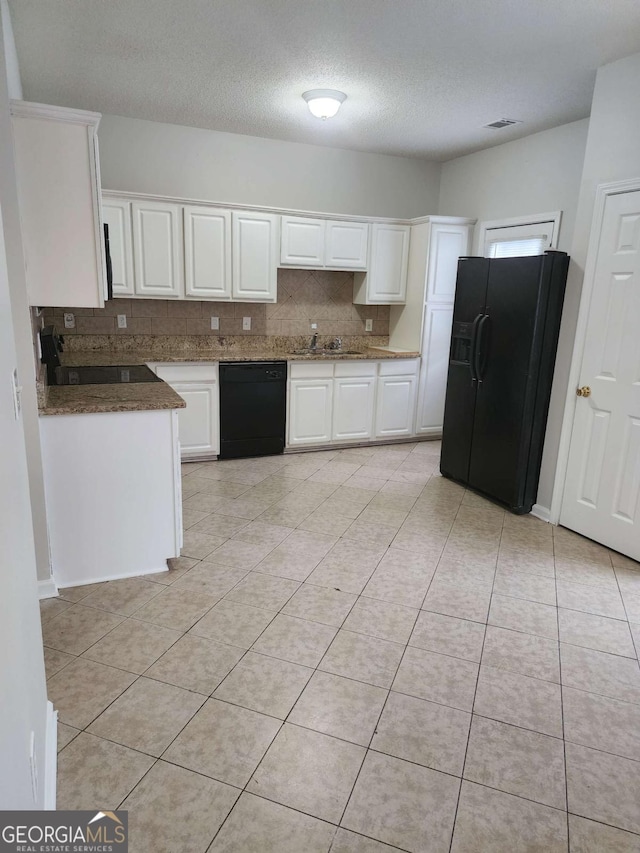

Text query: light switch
(242, 316), (251, 330)
(117, 314), (127, 329)
(365, 318), (373, 332)
(210, 316), (220, 330)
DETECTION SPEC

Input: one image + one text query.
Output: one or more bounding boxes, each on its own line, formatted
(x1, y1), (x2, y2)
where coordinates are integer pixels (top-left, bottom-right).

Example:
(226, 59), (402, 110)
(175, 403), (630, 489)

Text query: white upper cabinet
(102, 198), (134, 296)
(232, 211), (279, 301)
(280, 216), (325, 267)
(184, 206), (232, 300)
(426, 223), (472, 303)
(325, 221), (369, 269)
(353, 222), (410, 304)
(280, 216), (369, 270)
(11, 101), (107, 308)
(132, 201), (183, 298)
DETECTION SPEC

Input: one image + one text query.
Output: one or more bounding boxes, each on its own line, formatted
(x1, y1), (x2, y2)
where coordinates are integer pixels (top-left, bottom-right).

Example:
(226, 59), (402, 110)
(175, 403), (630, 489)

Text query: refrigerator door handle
(475, 314), (490, 384)
(469, 313), (483, 383)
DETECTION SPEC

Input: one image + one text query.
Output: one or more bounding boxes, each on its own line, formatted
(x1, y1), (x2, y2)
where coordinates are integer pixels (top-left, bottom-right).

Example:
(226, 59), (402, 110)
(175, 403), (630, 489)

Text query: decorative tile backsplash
(42, 269), (390, 338)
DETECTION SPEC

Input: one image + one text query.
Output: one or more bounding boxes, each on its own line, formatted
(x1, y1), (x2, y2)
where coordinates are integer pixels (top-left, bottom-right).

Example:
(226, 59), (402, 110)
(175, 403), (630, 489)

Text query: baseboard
(531, 503), (552, 523)
(43, 700), (57, 810)
(38, 577), (59, 600)
(56, 563), (168, 589)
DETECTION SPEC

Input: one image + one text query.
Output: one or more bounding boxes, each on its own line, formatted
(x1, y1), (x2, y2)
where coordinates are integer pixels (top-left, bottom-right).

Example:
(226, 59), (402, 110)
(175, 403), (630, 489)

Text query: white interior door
(560, 189), (640, 560)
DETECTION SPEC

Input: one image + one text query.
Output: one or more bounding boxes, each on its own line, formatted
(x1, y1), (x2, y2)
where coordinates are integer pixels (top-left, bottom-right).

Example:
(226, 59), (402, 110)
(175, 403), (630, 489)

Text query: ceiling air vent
(484, 118), (522, 130)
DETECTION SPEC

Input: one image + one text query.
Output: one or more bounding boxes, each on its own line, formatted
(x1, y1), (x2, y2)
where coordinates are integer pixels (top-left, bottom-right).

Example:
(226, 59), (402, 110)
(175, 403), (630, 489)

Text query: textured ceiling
(8, 0), (640, 160)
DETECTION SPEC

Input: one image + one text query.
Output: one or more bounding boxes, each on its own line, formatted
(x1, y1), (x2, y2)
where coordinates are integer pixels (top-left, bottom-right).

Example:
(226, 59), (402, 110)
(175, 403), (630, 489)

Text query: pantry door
(560, 187), (640, 560)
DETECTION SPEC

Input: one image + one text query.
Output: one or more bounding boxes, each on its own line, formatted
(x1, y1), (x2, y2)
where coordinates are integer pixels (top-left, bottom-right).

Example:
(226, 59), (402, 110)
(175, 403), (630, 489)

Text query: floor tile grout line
(52, 444), (640, 846)
(612, 556), (640, 661)
(553, 528), (572, 852)
(331, 576), (427, 831)
(447, 491), (502, 853)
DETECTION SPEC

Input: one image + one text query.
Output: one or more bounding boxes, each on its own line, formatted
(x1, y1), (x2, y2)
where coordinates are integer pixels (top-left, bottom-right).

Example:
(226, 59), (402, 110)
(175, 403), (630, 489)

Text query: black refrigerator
(440, 251), (569, 514)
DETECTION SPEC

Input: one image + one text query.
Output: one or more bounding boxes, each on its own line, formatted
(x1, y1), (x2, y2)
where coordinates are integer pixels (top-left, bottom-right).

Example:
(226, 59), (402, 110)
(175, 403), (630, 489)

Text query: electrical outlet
(117, 314), (127, 329)
(210, 316), (220, 331)
(310, 322), (318, 330)
(242, 316), (251, 331)
(365, 318), (373, 332)
(63, 312), (75, 329)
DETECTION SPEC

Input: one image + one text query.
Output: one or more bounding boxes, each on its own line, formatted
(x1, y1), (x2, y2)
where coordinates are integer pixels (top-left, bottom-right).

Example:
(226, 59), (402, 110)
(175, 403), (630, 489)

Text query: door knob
(576, 386), (591, 397)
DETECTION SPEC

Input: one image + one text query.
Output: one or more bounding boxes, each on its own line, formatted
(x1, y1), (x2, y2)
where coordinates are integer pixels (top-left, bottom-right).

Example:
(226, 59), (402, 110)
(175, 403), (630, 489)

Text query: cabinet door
(173, 383), (219, 457)
(232, 211), (278, 301)
(415, 304), (454, 435)
(131, 201), (183, 298)
(426, 223), (471, 303)
(325, 221), (369, 270)
(102, 198), (135, 296)
(333, 376), (376, 440)
(375, 374), (417, 437)
(281, 216), (325, 266)
(184, 206), (232, 300)
(354, 223), (410, 304)
(153, 364), (219, 458)
(12, 107), (105, 308)
(288, 379), (333, 446)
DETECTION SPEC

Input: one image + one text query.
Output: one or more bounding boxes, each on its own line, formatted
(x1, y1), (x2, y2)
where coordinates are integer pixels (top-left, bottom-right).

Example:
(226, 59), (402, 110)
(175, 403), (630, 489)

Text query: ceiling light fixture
(302, 89), (347, 120)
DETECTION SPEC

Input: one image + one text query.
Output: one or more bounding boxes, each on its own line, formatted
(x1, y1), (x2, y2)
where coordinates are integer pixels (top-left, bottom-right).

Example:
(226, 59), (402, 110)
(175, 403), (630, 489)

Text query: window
(477, 212), (562, 258)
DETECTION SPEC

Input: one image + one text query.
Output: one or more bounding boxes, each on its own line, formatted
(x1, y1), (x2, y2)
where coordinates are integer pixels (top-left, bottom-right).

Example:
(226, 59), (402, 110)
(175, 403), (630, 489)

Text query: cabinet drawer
(290, 362), (334, 379)
(334, 361), (376, 378)
(154, 363), (218, 383)
(379, 359), (419, 376)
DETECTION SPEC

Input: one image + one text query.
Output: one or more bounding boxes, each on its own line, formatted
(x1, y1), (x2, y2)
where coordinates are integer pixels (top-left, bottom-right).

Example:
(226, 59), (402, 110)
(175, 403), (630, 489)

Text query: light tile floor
(41, 440), (640, 852)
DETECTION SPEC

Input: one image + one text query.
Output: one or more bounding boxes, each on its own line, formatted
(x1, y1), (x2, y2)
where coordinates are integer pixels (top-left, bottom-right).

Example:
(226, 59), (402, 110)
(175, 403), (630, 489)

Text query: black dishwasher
(219, 362), (287, 459)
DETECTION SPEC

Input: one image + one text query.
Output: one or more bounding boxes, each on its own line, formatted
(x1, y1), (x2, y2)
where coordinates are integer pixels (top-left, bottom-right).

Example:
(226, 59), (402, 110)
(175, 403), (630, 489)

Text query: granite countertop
(40, 346), (420, 416)
(40, 381), (187, 416)
(60, 347), (421, 366)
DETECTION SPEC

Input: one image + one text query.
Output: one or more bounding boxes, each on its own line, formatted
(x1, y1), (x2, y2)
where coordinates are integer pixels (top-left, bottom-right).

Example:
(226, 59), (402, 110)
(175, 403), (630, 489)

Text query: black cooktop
(52, 365), (162, 386)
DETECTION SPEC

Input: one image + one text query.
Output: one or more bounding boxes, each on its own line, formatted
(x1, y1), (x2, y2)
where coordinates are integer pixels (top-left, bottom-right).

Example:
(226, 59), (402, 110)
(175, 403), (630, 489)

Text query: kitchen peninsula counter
(40, 380), (187, 416)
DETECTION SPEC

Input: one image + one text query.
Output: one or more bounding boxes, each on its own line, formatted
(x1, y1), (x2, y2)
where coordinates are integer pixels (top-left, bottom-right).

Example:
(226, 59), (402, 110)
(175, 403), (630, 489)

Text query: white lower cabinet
(287, 359), (418, 448)
(288, 367), (334, 446)
(332, 363), (376, 441)
(152, 363), (219, 458)
(375, 361), (419, 438)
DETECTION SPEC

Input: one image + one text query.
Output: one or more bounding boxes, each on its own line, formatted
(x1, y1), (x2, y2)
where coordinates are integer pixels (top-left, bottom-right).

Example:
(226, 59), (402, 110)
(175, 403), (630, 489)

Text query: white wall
(0, 6), (49, 810)
(98, 114), (442, 219)
(438, 119), (589, 252)
(548, 51), (640, 515)
(0, 1), (51, 582)
(1, 0), (21, 99)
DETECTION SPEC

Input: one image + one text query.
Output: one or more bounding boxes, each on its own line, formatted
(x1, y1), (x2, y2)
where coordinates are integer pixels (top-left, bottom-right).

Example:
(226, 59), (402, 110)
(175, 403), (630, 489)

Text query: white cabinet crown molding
(10, 99), (101, 126)
(102, 190), (476, 228)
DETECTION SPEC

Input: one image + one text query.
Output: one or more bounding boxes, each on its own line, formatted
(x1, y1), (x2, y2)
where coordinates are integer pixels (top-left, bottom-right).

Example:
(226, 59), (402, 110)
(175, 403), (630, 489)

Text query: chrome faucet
(309, 332), (318, 351)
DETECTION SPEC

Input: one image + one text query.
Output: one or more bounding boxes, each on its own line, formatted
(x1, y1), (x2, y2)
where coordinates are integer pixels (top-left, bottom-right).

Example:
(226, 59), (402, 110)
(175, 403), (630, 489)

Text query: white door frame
(549, 177), (640, 525)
